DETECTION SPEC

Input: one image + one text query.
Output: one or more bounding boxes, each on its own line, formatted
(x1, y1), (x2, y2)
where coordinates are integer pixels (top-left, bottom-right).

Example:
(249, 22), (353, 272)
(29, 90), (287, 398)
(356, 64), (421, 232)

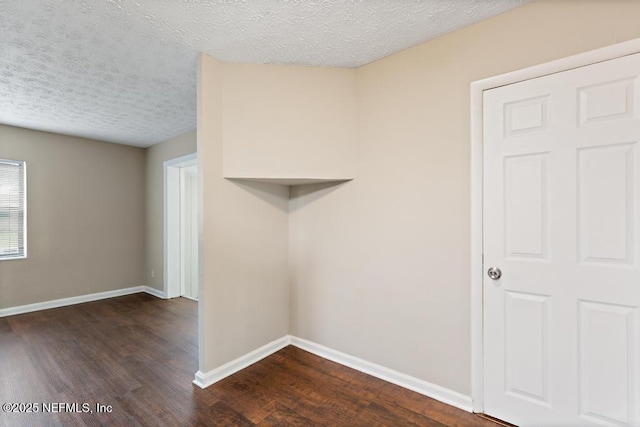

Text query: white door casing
(164, 153), (197, 299)
(482, 53), (640, 426)
(180, 166), (198, 300)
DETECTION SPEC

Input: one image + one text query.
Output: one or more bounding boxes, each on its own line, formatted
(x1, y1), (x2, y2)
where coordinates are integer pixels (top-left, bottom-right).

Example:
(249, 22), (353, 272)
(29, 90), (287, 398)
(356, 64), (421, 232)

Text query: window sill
(0, 254), (27, 261)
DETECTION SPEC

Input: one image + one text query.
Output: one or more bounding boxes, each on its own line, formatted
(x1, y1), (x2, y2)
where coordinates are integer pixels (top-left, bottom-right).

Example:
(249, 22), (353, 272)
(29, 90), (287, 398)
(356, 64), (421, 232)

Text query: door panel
(504, 95), (550, 137)
(483, 53), (640, 426)
(504, 153), (550, 259)
(578, 143), (635, 264)
(578, 78), (635, 126)
(504, 291), (550, 404)
(578, 301), (636, 426)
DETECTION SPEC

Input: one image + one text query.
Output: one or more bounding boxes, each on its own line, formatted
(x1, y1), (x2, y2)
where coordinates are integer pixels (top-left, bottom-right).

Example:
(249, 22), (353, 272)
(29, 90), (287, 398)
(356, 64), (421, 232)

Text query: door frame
(179, 164), (198, 301)
(164, 153), (198, 299)
(470, 38), (640, 413)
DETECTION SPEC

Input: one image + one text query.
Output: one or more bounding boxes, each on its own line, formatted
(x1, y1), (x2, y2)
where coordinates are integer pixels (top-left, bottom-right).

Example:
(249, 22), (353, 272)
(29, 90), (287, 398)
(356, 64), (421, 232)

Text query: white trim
(193, 335), (291, 389)
(164, 153), (198, 167)
(180, 166), (198, 300)
(165, 165), (181, 299)
(143, 286), (166, 299)
(0, 159), (27, 261)
(290, 336), (473, 412)
(0, 286), (161, 317)
(193, 335), (472, 412)
(180, 166), (187, 297)
(470, 37), (640, 414)
(164, 152), (198, 300)
(22, 160), (27, 260)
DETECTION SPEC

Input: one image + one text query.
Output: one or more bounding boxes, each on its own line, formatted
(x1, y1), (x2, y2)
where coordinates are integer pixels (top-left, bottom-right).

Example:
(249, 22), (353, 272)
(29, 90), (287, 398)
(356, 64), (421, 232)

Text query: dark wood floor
(0, 293), (502, 426)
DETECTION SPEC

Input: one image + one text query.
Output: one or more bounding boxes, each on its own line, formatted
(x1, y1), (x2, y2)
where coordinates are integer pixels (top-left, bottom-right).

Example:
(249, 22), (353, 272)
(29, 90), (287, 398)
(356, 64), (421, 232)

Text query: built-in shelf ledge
(225, 177), (353, 186)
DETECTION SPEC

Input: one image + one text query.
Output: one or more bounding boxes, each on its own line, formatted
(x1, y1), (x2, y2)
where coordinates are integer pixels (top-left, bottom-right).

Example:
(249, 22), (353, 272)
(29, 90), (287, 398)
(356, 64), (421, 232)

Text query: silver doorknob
(487, 267), (502, 280)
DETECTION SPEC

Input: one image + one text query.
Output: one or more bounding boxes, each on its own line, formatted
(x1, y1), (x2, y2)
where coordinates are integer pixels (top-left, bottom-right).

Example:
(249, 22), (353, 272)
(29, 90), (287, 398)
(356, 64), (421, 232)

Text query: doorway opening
(164, 153), (199, 300)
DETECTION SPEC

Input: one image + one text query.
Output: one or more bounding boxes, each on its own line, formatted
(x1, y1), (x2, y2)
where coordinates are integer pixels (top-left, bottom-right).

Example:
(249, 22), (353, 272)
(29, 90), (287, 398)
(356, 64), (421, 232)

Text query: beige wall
(222, 63), (356, 181)
(145, 130), (197, 291)
(0, 124), (146, 309)
(290, 0), (640, 396)
(198, 55), (290, 372)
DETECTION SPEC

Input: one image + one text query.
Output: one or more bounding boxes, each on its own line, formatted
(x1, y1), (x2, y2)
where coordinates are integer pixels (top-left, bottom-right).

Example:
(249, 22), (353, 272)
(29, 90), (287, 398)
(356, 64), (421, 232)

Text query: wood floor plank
(0, 293), (505, 426)
(256, 403), (320, 427)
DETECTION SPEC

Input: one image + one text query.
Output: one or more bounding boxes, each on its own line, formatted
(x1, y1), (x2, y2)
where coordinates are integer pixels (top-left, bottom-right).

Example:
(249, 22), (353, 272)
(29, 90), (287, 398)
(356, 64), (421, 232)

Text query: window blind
(0, 159), (26, 259)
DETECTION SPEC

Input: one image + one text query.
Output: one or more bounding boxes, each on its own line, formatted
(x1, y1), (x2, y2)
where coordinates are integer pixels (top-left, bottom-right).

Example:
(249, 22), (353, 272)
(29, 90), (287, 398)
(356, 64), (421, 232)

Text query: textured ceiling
(0, 0), (531, 147)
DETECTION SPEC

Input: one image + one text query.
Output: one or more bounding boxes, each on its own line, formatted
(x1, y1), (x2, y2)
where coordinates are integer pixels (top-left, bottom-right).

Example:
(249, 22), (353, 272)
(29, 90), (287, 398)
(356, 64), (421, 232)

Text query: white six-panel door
(483, 53), (640, 426)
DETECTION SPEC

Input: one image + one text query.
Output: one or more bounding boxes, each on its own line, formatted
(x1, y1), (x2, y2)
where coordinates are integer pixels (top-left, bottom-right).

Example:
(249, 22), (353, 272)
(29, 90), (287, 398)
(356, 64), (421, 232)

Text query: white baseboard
(0, 285), (167, 317)
(289, 336), (473, 413)
(193, 335), (291, 389)
(193, 335), (472, 412)
(143, 286), (166, 299)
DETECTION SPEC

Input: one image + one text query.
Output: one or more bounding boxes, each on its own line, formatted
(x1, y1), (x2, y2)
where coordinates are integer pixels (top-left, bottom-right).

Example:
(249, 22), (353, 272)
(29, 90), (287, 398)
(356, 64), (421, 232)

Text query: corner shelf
(225, 177), (353, 186)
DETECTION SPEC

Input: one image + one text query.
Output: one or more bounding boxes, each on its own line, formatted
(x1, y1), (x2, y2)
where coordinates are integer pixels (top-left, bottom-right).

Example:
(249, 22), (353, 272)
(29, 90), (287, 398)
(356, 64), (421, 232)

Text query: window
(0, 159), (26, 260)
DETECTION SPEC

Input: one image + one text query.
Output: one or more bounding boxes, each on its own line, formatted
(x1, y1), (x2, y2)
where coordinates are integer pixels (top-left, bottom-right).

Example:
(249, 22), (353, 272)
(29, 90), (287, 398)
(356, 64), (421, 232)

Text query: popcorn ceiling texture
(0, 0), (530, 147)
